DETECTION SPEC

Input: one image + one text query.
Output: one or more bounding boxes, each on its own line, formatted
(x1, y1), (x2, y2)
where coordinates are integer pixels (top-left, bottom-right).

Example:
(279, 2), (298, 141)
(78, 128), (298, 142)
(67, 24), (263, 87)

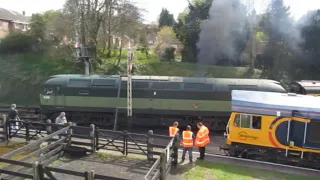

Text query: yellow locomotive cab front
(223, 90), (320, 168)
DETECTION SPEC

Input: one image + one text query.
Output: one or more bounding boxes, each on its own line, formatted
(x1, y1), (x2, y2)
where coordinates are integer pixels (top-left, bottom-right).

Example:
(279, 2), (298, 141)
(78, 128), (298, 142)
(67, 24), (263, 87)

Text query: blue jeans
(181, 147), (193, 161)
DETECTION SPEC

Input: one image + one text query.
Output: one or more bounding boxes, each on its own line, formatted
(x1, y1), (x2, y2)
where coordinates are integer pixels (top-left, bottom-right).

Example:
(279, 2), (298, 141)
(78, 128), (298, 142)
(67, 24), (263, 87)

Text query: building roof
(231, 90), (320, 119)
(0, 7), (30, 24)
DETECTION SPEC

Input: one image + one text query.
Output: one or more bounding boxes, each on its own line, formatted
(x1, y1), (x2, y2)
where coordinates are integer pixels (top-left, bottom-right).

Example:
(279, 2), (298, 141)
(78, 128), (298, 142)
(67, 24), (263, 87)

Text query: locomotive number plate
(43, 96), (50, 99)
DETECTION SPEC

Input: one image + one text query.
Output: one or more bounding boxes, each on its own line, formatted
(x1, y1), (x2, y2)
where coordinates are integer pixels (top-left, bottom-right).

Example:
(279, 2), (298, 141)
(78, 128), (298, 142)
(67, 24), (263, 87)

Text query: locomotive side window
(199, 84), (213, 91)
(167, 82), (181, 90)
(233, 113), (261, 130)
(68, 79), (91, 87)
(234, 114), (240, 126)
(252, 116), (261, 129)
(151, 82), (167, 89)
(184, 83), (199, 91)
(240, 114), (251, 128)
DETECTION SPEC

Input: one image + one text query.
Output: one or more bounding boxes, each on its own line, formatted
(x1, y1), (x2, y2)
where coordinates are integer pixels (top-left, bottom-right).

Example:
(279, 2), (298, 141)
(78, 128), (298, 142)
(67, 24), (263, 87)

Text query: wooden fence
(0, 115), (179, 180)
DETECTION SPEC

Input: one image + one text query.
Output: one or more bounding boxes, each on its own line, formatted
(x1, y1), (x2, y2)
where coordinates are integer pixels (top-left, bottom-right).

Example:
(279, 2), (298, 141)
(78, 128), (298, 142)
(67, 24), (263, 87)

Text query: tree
(294, 10), (320, 79)
(158, 8), (175, 28)
(173, 0), (212, 63)
(64, 0), (110, 60)
(29, 13), (46, 41)
(155, 26), (179, 59)
(157, 26), (179, 45)
(258, 0), (294, 80)
(114, 1), (143, 64)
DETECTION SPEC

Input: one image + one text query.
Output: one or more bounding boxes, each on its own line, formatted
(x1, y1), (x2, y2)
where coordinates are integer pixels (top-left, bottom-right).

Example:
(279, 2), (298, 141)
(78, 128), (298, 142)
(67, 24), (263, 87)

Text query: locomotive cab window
(44, 88), (53, 95)
(233, 114), (261, 130)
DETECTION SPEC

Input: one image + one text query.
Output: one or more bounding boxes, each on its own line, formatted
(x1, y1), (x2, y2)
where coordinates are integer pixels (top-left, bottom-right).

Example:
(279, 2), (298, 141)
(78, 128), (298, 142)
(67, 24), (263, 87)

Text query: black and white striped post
(127, 48), (134, 131)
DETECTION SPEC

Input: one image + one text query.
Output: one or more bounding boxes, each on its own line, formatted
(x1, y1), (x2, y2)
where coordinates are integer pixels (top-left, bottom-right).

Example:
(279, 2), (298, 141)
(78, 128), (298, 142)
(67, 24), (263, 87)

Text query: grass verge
(96, 149), (147, 161)
(0, 141), (32, 168)
(182, 161), (319, 180)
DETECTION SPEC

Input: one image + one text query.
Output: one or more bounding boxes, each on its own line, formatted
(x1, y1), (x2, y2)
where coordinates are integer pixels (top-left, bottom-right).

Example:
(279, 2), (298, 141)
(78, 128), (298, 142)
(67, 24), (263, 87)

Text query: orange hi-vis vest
(182, 130), (194, 148)
(169, 126), (179, 137)
(195, 125), (210, 147)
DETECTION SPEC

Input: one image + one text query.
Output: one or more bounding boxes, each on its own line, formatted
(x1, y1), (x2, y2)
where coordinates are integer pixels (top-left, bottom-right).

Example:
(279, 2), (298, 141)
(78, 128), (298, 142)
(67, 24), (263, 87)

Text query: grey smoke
(260, 0), (316, 54)
(196, 0), (248, 66)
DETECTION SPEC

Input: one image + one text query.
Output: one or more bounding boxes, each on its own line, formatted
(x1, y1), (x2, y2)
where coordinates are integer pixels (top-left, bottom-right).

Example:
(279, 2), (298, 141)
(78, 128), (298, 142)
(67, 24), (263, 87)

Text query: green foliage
(163, 47), (175, 61)
(158, 8), (175, 28)
(0, 52), (79, 105)
(29, 13), (46, 41)
(96, 48), (261, 79)
(292, 10), (320, 79)
(257, 0), (293, 80)
(0, 33), (37, 54)
(173, 0), (212, 63)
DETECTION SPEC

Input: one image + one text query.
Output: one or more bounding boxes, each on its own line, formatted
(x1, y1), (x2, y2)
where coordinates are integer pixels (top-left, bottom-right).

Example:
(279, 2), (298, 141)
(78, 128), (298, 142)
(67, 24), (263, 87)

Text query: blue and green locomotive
(39, 74), (287, 130)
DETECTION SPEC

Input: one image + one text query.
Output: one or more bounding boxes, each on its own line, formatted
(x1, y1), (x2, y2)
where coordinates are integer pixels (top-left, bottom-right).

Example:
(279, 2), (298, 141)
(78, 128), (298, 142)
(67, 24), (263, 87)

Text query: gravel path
(48, 149), (201, 180)
(49, 152), (154, 180)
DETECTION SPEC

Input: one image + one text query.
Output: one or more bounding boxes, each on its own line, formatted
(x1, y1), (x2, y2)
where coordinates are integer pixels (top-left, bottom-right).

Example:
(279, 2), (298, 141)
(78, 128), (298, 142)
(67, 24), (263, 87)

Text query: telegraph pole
(127, 48), (134, 131)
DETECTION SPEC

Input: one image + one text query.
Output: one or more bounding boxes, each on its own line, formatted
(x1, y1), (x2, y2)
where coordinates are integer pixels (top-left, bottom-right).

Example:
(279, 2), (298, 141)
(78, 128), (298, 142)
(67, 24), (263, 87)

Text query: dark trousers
(181, 147), (193, 161)
(199, 146), (206, 159)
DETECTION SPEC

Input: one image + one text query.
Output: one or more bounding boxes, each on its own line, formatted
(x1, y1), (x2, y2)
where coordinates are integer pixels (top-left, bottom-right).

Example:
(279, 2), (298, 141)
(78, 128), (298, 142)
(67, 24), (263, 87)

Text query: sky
(0, 0), (319, 23)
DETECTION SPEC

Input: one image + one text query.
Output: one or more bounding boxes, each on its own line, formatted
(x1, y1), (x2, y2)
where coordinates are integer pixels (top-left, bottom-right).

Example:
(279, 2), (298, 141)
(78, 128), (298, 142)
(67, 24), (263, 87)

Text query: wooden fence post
(46, 119), (52, 135)
(2, 114), (8, 142)
(46, 119), (52, 145)
(8, 118), (11, 139)
(90, 124), (95, 153)
(38, 163), (45, 179)
(87, 170), (95, 180)
(147, 130), (153, 161)
(33, 161), (39, 180)
(172, 133), (180, 167)
(67, 124), (73, 146)
(25, 121), (30, 143)
(95, 127), (99, 151)
(160, 152), (166, 180)
(123, 130), (128, 155)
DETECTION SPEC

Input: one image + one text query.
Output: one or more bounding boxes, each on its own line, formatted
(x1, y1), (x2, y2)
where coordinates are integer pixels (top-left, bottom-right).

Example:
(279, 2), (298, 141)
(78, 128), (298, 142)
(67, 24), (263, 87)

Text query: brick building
(0, 7), (30, 39)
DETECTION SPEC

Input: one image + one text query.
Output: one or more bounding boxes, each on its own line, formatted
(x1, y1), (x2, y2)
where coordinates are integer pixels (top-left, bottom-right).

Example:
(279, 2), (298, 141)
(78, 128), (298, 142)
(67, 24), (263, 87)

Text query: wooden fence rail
(0, 115), (179, 180)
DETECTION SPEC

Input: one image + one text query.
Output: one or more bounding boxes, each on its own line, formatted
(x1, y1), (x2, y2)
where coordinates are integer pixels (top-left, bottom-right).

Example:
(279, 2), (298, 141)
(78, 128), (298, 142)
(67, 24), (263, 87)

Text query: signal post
(127, 49), (134, 131)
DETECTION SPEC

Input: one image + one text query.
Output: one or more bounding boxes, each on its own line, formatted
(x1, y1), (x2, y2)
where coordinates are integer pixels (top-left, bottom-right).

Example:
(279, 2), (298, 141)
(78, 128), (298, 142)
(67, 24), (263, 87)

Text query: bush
(163, 47), (175, 61)
(0, 33), (38, 54)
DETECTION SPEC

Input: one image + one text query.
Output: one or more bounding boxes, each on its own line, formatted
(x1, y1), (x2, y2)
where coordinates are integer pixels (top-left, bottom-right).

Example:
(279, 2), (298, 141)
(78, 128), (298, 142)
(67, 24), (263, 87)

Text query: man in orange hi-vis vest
(195, 122), (210, 160)
(169, 122), (179, 137)
(180, 125), (194, 163)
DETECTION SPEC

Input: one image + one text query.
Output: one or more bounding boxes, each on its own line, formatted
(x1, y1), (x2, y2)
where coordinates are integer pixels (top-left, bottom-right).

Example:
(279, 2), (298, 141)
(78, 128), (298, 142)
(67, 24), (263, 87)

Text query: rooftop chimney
(22, 11), (25, 16)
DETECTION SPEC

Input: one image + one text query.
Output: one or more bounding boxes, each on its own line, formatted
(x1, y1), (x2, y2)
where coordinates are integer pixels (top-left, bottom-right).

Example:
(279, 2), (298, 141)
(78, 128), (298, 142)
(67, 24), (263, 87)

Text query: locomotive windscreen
(308, 121), (320, 143)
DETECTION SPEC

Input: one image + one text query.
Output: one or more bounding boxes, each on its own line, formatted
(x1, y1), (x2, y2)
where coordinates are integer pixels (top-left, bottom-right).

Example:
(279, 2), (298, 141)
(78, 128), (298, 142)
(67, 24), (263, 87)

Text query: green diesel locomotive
(39, 74), (286, 130)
